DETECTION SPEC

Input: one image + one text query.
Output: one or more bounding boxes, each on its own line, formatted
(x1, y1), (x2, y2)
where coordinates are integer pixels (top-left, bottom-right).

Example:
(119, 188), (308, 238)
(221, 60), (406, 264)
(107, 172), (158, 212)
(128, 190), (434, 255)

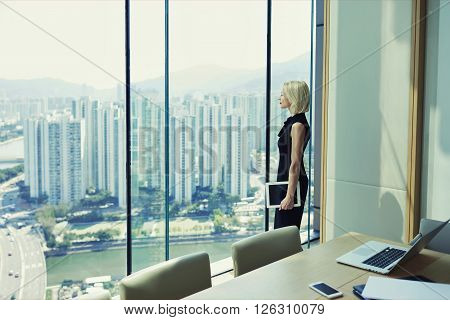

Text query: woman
(275, 80), (311, 229)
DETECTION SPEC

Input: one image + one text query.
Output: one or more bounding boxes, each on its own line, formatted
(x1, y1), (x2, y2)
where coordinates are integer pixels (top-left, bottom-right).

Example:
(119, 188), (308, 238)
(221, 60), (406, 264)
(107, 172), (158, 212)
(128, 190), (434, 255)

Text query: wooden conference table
(185, 232), (450, 300)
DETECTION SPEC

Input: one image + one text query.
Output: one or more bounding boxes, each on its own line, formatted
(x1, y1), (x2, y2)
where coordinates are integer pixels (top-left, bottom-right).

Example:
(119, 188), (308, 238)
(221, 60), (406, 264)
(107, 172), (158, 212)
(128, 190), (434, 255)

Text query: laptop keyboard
(362, 247), (407, 269)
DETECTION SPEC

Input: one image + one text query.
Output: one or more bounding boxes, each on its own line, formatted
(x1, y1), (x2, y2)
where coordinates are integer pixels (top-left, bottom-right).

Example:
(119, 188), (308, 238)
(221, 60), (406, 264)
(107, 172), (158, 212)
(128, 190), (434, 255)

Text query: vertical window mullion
(265, 0), (272, 231)
(307, 0), (315, 249)
(125, 0), (132, 275)
(164, 0), (170, 261)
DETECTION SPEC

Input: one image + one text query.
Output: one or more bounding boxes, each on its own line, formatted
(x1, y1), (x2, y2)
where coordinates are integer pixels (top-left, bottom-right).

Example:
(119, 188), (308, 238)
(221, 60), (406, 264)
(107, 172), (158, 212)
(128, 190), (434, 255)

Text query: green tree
(79, 189), (113, 207)
(36, 206), (56, 244)
(63, 233), (76, 242)
(208, 184), (240, 213)
(96, 230), (113, 241)
(212, 209), (228, 233)
(185, 203), (200, 215)
(136, 187), (164, 212)
(54, 204), (69, 218)
(46, 234), (56, 248)
(208, 188), (224, 212)
(95, 229), (120, 242)
(0, 164), (24, 184)
(169, 202), (181, 217)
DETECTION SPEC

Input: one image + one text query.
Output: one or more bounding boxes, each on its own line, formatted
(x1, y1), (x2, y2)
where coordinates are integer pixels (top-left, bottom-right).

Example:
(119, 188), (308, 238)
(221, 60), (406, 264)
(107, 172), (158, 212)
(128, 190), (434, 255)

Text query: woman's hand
(280, 194), (294, 210)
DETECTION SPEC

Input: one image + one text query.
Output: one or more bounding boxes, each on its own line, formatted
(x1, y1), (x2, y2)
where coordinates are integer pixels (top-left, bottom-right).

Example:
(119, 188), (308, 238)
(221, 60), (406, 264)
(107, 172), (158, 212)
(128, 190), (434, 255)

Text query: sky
(0, 0), (311, 89)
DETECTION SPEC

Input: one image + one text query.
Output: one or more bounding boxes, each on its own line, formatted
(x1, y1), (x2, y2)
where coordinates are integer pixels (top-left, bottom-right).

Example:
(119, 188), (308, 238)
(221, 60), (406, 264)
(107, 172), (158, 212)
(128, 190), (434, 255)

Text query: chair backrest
(232, 226), (302, 277)
(419, 218), (450, 254)
(76, 290), (112, 300)
(119, 252), (212, 300)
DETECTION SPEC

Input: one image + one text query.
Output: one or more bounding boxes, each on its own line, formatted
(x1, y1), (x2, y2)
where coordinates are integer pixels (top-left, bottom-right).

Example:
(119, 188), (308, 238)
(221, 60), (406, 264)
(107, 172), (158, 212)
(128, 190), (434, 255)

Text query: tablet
(265, 181), (301, 209)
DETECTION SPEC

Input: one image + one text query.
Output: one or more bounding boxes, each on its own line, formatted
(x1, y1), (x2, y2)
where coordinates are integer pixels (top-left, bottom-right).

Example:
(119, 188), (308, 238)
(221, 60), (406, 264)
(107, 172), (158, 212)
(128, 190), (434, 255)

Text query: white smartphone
(309, 282), (343, 299)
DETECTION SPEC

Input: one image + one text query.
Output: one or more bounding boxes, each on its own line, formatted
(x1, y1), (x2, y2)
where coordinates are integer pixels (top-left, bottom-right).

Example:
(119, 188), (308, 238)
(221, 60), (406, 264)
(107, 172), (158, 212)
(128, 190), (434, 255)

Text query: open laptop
(336, 218), (450, 274)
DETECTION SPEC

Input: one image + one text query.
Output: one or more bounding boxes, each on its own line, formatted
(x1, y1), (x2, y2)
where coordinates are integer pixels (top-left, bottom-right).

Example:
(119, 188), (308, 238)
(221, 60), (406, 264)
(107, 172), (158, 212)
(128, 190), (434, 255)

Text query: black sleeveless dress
(274, 112), (310, 229)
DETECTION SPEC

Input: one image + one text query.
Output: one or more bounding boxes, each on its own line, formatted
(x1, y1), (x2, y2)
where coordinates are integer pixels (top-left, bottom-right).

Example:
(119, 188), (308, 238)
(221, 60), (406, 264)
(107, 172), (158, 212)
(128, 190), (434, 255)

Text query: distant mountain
(232, 53), (311, 93)
(134, 64), (260, 96)
(134, 52), (311, 95)
(0, 78), (96, 99)
(0, 53), (311, 99)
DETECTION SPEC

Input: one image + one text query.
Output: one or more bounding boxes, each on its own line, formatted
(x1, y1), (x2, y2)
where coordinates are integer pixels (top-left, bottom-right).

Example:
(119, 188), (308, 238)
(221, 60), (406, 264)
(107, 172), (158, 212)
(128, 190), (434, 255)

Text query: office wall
(421, 0), (450, 222)
(325, 0), (412, 242)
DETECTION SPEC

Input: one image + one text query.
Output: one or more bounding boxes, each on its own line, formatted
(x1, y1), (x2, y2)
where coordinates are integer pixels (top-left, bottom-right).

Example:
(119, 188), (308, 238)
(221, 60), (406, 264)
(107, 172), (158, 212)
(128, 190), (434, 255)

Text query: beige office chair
(76, 289), (112, 300)
(119, 252), (212, 300)
(232, 226), (302, 277)
(419, 218), (450, 254)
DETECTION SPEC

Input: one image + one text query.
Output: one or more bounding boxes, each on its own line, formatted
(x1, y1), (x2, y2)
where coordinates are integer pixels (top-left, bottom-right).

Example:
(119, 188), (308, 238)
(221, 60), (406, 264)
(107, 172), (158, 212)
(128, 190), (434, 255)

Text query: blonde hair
(283, 80), (310, 114)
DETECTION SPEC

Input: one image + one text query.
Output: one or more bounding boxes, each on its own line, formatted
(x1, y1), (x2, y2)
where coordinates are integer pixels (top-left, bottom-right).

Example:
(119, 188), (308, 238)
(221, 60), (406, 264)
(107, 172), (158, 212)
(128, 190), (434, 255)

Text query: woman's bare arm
(280, 122), (305, 210)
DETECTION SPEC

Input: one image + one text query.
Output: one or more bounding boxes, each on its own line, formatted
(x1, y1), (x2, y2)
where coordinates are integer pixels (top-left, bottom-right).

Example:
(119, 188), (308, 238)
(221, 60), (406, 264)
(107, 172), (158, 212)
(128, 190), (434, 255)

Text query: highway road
(0, 226), (46, 299)
(0, 227), (20, 299)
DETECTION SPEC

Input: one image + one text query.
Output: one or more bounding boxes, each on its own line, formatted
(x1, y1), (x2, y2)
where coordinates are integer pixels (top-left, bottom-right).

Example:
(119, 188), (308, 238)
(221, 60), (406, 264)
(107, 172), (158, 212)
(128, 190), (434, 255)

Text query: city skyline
(20, 91), (287, 208)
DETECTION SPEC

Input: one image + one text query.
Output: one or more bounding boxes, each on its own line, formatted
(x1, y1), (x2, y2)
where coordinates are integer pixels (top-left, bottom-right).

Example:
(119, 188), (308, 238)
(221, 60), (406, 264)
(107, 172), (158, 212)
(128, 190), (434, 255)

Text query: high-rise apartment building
(224, 111), (248, 199)
(82, 99), (126, 207)
(57, 116), (84, 204)
(246, 94), (265, 152)
(86, 99), (100, 190)
(98, 104), (125, 199)
(135, 96), (164, 191)
(23, 118), (48, 199)
(24, 99), (126, 207)
(24, 114), (85, 205)
(169, 112), (195, 204)
(196, 102), (224, 190)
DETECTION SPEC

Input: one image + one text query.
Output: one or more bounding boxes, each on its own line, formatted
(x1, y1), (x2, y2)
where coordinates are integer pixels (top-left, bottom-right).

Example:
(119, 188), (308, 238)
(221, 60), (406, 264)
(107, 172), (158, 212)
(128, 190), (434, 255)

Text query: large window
(168, 0), (267, 262)
(0, 0), (315, 299)
(129, 0), (166, 273)
(269, 0), (313, 241)
(0, 1), (126, 299)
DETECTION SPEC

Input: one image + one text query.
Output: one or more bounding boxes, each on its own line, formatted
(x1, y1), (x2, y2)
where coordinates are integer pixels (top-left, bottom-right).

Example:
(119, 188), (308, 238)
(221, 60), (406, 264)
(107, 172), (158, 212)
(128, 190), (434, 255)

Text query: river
(0, 137), (24, 169)
(46, 240), (234, 286)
